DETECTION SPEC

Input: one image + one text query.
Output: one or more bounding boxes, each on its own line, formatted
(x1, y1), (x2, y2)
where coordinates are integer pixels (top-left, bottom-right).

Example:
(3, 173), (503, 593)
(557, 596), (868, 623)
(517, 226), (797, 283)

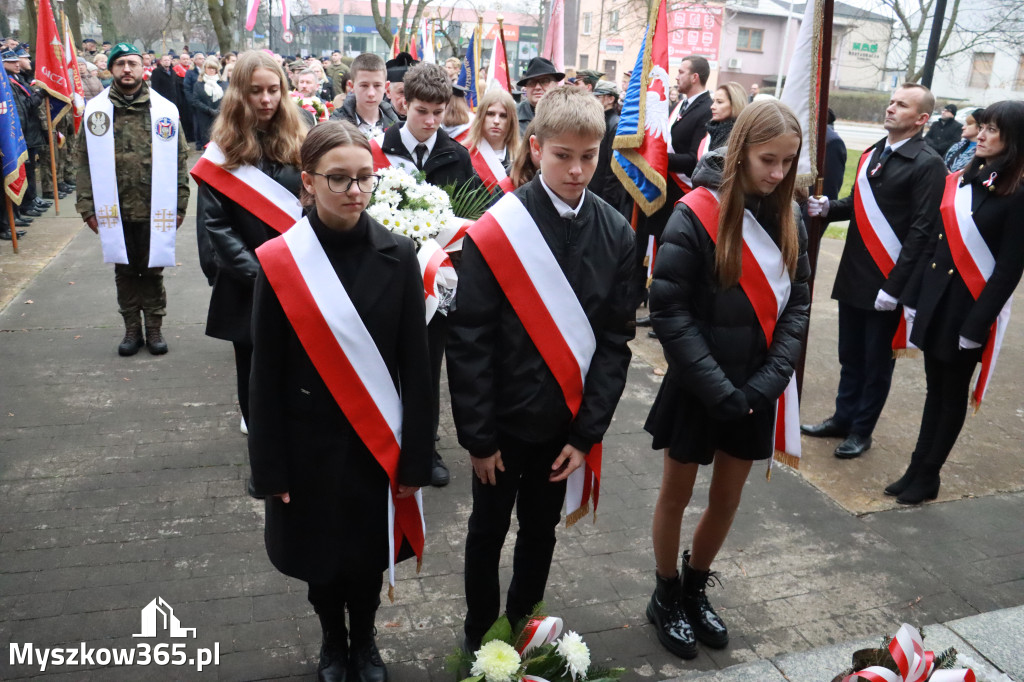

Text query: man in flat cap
(576, 69), (604, 93)
(77, 42), (190, 357)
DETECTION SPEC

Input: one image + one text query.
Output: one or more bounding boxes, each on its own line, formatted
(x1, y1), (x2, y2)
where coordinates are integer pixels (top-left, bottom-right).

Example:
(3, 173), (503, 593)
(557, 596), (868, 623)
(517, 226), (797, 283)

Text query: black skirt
(644, 371), (775, 465)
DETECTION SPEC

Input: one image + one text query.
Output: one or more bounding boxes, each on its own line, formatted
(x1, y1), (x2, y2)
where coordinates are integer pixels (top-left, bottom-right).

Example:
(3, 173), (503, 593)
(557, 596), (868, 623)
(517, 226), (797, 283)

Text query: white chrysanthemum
(469, 641), (521, 682)
(556, 631), (590, 681)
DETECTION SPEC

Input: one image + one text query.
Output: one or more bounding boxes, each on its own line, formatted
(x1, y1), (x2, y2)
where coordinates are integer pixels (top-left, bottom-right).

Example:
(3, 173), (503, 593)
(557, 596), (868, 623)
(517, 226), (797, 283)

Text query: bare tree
(114, 0), (173, 50)
(204, 0), (238, 52)
(873, 0), (1024, 81)
(369, 0), (433, 50)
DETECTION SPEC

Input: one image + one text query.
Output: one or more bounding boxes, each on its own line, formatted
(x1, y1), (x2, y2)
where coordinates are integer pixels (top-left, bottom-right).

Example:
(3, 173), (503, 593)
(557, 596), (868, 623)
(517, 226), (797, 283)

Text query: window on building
(968, 52), (995, 89)
(737, 27), (764, 52)
(609, 9), (619, 32)
(580, 54), (589, 69)
(1014, 54), (1024, 90)
(604, 59), (617, 82)
(583, 12), (592, 35)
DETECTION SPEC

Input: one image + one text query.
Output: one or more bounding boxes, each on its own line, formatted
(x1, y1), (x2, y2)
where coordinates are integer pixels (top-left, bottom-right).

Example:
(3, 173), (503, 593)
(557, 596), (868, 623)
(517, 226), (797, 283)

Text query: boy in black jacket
(447, 86), (635, 649)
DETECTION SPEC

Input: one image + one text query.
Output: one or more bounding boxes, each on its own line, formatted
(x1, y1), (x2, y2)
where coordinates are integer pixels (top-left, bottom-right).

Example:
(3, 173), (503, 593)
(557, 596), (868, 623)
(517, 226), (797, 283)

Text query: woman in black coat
(194, 51), (306, 439)
(644, 101), (809, 660)
(891, 100), (1024, 505)
(191, 56), (226, 149)
(248, 120), (432, 682)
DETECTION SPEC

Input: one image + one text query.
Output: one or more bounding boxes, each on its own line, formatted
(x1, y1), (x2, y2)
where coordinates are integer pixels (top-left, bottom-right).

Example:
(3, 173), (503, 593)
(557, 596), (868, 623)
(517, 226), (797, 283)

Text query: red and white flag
(62, 12), (85, 135)
(486, 26), (511, 92)
(541, 0), (565, 72)
(34, 0), (71, 125)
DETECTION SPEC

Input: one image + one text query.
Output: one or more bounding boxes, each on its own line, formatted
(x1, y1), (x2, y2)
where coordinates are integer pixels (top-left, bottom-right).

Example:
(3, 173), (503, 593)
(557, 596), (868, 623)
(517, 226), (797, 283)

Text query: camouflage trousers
(114, 221), (166, 322)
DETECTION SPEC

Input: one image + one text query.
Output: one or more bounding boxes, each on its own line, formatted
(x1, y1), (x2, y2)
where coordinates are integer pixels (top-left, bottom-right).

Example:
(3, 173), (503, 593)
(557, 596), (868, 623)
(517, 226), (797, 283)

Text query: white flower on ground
(556, 631), (590, 681)
(469, 640), (521, 682)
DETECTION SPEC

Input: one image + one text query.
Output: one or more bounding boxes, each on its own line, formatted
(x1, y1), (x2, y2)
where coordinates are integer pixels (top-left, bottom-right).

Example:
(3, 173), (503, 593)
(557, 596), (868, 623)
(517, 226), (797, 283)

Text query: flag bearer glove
(806, 195), (830, 217)
(874, 289), (898, 311)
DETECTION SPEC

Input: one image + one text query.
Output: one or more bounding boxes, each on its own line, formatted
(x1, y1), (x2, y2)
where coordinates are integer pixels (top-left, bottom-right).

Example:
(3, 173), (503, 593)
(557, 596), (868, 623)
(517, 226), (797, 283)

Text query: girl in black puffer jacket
(644, 101), (810, 661)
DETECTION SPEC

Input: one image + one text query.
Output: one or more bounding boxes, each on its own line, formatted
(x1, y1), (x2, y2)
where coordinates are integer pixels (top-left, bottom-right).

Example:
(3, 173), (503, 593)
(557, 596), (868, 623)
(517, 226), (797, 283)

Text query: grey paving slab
(662, 660), (787, 682)
(947, 605), (1024, 680)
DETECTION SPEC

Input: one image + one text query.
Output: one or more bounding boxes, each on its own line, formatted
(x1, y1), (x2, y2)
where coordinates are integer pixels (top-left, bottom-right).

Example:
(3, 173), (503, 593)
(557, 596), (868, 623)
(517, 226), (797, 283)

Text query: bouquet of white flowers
(449, 606), (624, 682)
(366, 167), (460, 247)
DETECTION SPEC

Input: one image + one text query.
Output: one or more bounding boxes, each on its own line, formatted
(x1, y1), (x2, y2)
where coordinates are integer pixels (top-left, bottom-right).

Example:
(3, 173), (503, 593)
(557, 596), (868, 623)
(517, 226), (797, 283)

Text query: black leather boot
(680, 550), (728, 648)
(349, 626), (387, 682)
(884, 450), (926, 497)
(145, 315), (169, 355)
(430, 451), (450, 487)
(316, 613), (348, 682)
(118, 315), (145, 356)
(646, 570), (697, 659)
(896, 471), (941, 505)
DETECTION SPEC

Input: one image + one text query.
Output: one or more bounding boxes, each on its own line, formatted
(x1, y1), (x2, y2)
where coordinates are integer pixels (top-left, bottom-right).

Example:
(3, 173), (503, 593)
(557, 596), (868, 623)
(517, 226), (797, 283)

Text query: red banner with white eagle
(34, 0), (71, 125)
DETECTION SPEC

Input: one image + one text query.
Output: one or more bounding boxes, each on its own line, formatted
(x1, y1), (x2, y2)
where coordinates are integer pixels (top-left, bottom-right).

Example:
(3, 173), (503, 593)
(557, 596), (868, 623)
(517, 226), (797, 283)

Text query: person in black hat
(4, 49), (49, 230)
(515, 56), (563, 135)
(924, 103), (963, 156)
(385, 52), (417, 119)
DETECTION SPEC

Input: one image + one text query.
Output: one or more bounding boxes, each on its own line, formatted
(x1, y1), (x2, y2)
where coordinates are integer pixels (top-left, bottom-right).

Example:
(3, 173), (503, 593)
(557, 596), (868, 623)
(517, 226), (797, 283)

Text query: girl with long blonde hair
(194, 50), (307, 455)
(643, 100), (809, 659)
(465, 88), (520, 172)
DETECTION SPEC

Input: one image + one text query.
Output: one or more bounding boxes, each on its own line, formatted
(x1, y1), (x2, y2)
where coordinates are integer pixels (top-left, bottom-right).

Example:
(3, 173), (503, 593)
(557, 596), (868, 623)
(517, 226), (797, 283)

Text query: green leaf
(481, 615), (513, 645)
(444, 181), (496, 221)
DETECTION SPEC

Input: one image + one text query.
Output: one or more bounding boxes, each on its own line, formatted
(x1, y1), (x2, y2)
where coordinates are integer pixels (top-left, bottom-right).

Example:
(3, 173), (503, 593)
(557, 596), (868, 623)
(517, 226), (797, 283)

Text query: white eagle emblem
(644, 65), (673, 144)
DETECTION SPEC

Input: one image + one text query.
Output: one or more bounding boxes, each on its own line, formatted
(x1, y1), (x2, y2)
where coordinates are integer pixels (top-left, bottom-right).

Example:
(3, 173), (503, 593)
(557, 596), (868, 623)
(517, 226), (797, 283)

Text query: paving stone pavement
(1, 192), (1023, 681)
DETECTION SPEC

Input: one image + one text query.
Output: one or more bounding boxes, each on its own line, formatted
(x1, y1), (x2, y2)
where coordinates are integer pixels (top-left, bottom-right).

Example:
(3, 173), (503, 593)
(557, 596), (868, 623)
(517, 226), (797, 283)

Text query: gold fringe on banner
(773, 450), (801, 470)
(564, 502), (591, 528)
(892, 348), (921, 359)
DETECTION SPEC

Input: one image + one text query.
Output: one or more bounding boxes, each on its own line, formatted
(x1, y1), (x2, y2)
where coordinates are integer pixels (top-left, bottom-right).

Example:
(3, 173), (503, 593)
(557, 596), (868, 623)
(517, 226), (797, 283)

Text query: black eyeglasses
(309, 173), (380, 193)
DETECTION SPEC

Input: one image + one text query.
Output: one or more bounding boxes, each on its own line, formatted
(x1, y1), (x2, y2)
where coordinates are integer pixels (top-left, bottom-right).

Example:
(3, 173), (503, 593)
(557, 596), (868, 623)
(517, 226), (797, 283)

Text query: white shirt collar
(539, 174), (585, 218)
(885, 137), (911, 152)
(399, 123), (437, 162)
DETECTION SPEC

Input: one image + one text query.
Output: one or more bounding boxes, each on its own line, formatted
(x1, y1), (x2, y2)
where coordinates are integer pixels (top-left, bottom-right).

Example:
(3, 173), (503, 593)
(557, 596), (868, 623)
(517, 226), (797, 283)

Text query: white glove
(874, 289), (898, 311)
(904, 307), (916, 324)
(806, 195), (830, 217)
(959, 336), (982, 350)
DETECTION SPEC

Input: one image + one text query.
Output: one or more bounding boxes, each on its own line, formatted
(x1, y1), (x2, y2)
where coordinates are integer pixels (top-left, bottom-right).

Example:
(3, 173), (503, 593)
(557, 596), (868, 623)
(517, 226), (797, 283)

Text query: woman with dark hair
(891, 100), (1024, 505)
(192, 50), (307, 441)
(248, 120), (432, 682)
(644, 100), (809, 659)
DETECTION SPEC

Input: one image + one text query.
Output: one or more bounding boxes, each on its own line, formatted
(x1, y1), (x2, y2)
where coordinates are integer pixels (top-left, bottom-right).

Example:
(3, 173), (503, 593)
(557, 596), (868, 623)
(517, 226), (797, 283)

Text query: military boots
(118, 314), (145, 356)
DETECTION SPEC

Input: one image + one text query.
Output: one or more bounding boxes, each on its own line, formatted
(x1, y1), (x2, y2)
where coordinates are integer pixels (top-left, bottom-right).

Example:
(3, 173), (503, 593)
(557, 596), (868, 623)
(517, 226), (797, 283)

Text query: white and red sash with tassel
(940, 173), (1013, 410)
(516, 616), (564, 656)
(256, 218), (426, 598)
(852, 147), (916, 354)
(418, 238), (457, 323)
(469, 194), (602, 525)
(465, 141), (515, 194)
(681, 187), (801, 469)
(845, 623), (976, 682)
(190, 142), (303, 234)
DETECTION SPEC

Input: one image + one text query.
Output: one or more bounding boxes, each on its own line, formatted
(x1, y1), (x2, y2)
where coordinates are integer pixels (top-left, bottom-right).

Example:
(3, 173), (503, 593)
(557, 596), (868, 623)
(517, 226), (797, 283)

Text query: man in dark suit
(637, 55), (712, 321)
(802, 84), (946, 458)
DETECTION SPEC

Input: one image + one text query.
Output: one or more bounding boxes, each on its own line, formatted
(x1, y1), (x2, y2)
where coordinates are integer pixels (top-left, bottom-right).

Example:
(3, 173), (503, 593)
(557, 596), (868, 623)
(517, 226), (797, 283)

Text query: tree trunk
(206, 0), (236, 53)
(371, 0), (394, 48)
(65, 0), (84, 50)
(97, 0), (119, 43)
(21, 0), (37, 48)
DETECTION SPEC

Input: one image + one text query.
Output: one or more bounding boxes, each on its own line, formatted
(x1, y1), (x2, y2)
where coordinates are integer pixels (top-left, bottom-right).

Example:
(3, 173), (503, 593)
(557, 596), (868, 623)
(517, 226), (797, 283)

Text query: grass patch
(824, 223), (848, 240)
(839, 149), (862, 200)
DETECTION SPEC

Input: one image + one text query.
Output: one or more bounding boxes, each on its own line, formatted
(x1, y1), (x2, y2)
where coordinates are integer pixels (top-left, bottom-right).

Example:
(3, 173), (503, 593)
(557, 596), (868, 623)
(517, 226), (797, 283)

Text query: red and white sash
(256, 218), (426, 595)
(190, 143), (303, 234)
(681, 187), (801, 468)
(370, 135), (419, 175)
(940, 173), (1013, 410)
(446, 123), (471, 145)
(418, 238), (457, 322)
(852, 147), (916, 353)
(466, 142), (515, 194)
(469, 194), (603, 525)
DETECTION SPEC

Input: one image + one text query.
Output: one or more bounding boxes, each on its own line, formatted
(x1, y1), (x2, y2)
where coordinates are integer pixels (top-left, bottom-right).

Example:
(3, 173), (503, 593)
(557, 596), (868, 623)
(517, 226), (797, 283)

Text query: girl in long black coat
(248, 120), (432, 682)
(194, 51), (307, 439)
(893, 100), (1024, 505)
(644, 101), (809, 660)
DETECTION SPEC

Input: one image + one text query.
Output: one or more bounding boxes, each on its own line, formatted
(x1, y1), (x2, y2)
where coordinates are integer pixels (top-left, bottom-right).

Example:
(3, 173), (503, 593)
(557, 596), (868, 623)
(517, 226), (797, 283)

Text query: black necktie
(415, 143), (427, 170)
(879, 146), (893, 164)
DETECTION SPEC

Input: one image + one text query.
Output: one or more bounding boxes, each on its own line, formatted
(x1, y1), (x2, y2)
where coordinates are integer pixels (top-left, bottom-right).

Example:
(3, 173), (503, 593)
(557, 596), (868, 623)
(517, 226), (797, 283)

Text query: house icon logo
(132, 597), (197, 638)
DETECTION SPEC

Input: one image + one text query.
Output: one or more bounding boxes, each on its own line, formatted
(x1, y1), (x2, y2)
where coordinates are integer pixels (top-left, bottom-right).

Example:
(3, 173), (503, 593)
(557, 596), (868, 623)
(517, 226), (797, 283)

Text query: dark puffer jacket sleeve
(650, 205), (746, 415)
(740, 212), (810, 410)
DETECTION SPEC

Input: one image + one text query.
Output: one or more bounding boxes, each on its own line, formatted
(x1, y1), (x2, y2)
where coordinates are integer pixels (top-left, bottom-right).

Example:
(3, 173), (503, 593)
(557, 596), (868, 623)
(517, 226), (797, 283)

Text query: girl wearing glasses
(194, 50), (306, 446)
(248, 120), (433, 682)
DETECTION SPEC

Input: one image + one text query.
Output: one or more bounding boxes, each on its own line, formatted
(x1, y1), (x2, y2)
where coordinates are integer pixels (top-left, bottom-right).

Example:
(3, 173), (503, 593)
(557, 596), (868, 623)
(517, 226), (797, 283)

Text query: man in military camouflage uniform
(76, 43), (189, 356)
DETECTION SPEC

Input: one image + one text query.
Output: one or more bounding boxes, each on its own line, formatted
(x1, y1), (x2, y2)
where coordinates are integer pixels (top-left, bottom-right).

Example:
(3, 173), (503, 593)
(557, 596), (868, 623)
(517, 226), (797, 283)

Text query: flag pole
(795, 0), (834, 397)
(5, 195), (18, 253)
(497, 15), (509, 85)
(44, 100), (60, 216)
